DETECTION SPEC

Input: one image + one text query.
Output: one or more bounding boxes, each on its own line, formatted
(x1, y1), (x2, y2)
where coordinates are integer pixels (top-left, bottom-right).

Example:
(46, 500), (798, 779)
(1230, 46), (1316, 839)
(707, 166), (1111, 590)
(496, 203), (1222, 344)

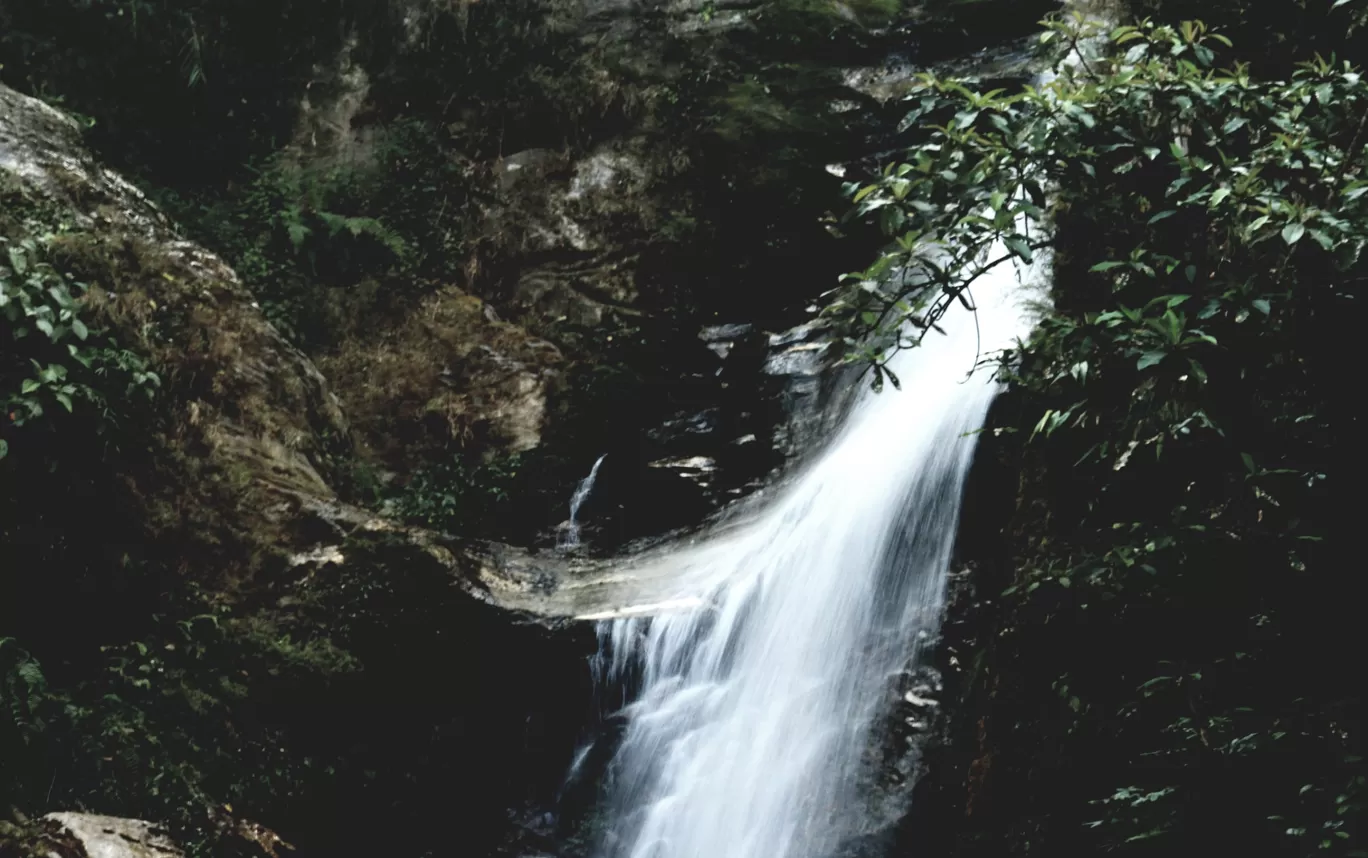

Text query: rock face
(153, 0), (1050, 558)
(1, 83), (350, 572)
(489, 143), (655, 328)
(316, 286), (563, 471)
(0, 79), (767, 622)
(0, 81), (573, 612)
(40, 814), (182, 858)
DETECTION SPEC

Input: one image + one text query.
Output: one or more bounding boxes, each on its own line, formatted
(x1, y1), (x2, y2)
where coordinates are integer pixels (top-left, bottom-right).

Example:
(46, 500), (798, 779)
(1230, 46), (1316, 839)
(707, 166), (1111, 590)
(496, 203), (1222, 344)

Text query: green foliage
(389, 452), (525, 534)
(1134, 0), (1368, 78)
(0, 589), (363, 856)
(0, 235), (159, 458)
(156, 118), (479, 348)
(177, 160), (403, 343)
(48, 616), (329, 852)
(0, 638), (46, 756)
(838, 12), (1362, 856)
(1, 530), (570, 858)
(0, 0), (379, 188)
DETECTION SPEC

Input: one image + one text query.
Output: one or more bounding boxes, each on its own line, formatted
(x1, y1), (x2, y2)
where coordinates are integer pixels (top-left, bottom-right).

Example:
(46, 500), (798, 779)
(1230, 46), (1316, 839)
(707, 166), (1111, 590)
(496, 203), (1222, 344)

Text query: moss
(10, 224), (342, 594)
(0, 818), (83, 858)
(0, 176), (67, 243)
(315, 284), (562, 486)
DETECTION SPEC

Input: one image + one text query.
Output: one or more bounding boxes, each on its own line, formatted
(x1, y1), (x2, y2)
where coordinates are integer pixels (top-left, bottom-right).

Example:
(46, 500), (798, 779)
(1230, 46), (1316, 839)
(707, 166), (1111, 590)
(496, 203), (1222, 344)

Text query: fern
(179, 14), (207, 88)
(315, 211), (408, 259)
(1, 637), (47, 745)
(15, 660), (46, 695)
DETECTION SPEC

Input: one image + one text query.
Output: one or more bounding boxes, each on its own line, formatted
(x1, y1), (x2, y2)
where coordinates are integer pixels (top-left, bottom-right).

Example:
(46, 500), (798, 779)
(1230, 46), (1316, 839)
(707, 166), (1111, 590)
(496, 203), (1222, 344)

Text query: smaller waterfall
(560, 454), (608, 551)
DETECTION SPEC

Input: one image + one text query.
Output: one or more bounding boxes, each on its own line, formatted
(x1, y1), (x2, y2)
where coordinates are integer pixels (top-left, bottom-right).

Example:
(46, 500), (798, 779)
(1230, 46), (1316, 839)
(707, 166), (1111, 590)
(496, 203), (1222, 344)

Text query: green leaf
(54, 391), (74, 413)
(68, 344), (94, 368)
(21, 378), (41, 394)
(286, 222), (311, 248)
(1004, 236), (1034, 264)
(1251, 299), (1271, 315)
(6, 246), (27, 275)
(1090, 261), (1127, 272)
(1137, 351), (1166, 370)
(1308, 228), (1335, 251)
(71, 318), (89, 341)
(1282, 223), (1306, 245)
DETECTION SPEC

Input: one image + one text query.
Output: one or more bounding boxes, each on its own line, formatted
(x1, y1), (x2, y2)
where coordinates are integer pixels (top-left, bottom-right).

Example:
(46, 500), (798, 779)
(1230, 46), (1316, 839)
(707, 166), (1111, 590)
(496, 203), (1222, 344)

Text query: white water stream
(561, 454), (609, 551)
(579, 239), (1041, 858)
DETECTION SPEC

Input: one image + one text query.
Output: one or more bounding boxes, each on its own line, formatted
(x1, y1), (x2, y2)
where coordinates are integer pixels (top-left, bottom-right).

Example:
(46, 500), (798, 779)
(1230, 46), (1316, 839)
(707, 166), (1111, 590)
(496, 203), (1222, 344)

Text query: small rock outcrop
(39, 814), (182, 858)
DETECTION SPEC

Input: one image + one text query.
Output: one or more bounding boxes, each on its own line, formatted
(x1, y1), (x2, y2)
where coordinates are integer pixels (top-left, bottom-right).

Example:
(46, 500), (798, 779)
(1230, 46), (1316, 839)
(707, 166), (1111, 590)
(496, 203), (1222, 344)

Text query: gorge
(2, 1), (1362, 858)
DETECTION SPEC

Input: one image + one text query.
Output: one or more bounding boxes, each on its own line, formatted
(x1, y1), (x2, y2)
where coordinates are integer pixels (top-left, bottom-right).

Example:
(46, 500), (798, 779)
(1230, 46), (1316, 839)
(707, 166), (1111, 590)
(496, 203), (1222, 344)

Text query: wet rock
(647, 455), (718, 486)
(762, 319), (864, 463)
(576, 0), (764, 37)
(645, 408), (723, 445)
(699, 323), (754, 360)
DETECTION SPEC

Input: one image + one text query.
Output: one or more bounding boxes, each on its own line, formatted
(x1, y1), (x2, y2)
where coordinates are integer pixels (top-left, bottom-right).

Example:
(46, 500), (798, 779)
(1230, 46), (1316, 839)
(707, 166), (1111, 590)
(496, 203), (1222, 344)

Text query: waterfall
(561, 454), (608, 551)
(580, 237), (1042, 858)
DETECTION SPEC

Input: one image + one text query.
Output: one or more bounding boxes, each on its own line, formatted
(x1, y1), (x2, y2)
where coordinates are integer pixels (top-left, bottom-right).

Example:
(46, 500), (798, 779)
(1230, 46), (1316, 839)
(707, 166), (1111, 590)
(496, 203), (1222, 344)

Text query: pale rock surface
(41, 814), (182, 858)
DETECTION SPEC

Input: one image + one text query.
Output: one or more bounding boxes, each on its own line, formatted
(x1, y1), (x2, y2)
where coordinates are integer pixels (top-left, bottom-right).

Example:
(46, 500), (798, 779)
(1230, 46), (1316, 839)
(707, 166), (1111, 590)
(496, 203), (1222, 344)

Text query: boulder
(1, 81), (350, 583)
(39, 814), (182, 858)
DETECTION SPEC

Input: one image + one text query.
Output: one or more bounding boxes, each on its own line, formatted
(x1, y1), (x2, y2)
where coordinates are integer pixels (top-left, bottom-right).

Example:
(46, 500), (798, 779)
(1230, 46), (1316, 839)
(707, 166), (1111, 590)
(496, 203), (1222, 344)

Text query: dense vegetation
(838, 5), (1363, 856)
(0, 0), (896, 342)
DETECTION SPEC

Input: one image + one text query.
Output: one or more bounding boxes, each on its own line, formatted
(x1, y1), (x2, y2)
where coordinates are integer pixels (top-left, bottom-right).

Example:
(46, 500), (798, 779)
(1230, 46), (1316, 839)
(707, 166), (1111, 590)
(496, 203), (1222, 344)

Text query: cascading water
(561, 454), (608, 551)
(580, 237), (1043, 858)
